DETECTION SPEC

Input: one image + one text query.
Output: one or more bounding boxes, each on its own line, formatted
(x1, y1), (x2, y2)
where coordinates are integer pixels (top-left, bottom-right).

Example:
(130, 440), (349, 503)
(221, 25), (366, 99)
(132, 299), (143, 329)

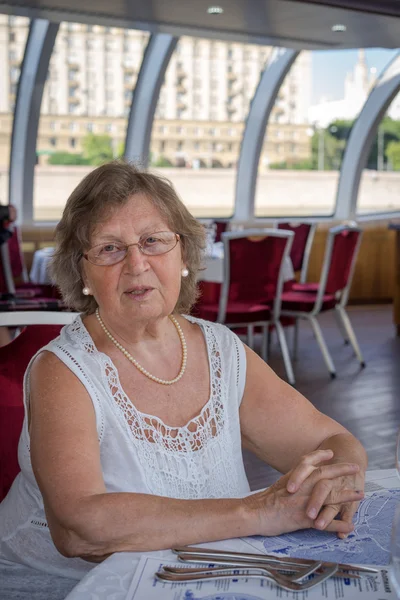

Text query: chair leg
(309, 316), (336, 379)
(268, 327), (273, 355)
(293, 318), (299, 361)
(247, 324), (254, 349)
(336, 306), (365, 367)
(334, 306), (349, 344)
(275, 321), (296, 385)
(261, 324), (269, 362)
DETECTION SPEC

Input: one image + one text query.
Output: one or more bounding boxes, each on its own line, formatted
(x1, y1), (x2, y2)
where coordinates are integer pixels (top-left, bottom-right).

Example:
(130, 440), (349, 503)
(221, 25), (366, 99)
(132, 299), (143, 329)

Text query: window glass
(34, 23), (149, 221)
(0, 14), (29, 204)
(254, 48), (396, 218)
(357, 88), (400, 216)
(150, 36), (273, 218)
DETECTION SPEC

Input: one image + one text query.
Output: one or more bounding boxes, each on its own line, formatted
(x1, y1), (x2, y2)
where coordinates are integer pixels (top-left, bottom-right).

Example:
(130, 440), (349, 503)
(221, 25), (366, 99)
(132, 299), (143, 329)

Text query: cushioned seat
(281, 290), (336, 312)
(198, 301), (271, 324)
(290, 282), (320, 293)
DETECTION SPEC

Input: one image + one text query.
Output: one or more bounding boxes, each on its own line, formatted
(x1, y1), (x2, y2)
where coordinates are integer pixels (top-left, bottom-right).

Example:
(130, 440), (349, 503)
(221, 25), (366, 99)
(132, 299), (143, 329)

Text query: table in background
(65, 469), (399, 600)
(29, 247), (55, 285)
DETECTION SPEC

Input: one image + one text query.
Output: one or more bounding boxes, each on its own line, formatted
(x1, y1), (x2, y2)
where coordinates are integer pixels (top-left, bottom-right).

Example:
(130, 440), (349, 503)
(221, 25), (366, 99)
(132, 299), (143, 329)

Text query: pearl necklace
(95, 308), (187, 385)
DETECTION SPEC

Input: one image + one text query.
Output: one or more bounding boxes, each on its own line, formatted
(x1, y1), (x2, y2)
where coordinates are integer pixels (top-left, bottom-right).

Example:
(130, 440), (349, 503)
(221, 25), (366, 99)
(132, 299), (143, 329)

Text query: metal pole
(9, 19), (59, 224)
(377, 126), (384, 171)
(318, 128), (325, 171)
(335, 52), (400, 220)
(124, 34), (178, 165)
(234, 49), (299, 221)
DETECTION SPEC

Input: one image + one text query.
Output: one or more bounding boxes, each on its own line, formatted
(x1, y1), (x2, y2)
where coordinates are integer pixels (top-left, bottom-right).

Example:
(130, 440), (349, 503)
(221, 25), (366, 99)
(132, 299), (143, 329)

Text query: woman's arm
(239, 345), (367, 535)
(29, 351), (251, 559)
(29, 350), (360, 560)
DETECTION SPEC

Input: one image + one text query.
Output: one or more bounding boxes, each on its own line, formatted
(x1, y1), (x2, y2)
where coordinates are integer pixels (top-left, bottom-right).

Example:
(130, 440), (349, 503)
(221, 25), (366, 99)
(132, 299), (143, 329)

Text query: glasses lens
(141, 232), (178, 255)
(87, 243), (127, 265)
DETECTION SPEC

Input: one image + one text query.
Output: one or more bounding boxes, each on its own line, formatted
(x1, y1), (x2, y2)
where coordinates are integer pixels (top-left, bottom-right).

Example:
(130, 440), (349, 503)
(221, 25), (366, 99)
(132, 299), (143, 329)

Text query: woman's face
(82, 194), (184, 324)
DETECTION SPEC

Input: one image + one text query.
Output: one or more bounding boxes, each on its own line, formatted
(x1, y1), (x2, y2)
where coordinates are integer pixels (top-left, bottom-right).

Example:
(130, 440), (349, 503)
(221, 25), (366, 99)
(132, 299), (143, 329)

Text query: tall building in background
(0, 16), (312, 169)
(308, 49), (377, 127)
(0, 17), (311, 124)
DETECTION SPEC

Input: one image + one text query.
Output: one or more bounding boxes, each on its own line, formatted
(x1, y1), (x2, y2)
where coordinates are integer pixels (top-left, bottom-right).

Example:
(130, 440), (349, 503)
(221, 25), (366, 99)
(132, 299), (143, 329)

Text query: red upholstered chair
(277, 222), (316, 284)
(0, 324), (61, 501)
(196, 228), (296, 384)
(5, 226), (57, 299)
(280, 224), (364, 378)
(0, 236), (65, 311)
(213, 220), (229, 243)
(0, 311), (78, 501)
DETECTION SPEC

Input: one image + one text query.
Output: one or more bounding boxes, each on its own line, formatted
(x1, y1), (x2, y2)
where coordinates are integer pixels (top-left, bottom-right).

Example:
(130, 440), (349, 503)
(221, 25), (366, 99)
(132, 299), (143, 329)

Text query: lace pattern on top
(76, 315), (241, 499)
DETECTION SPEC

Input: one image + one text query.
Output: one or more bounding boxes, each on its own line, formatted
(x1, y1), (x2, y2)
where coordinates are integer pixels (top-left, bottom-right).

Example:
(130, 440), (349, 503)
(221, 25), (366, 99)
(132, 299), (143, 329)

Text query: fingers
(286, 449), (334, 493)
(314, 504), (340, 530)
(337, 502), (360, 539)
(313, 496), (362, 532)
(306, 484), (363, 522)
(321, 517), (355, 535)
(287, 455), (360, 495)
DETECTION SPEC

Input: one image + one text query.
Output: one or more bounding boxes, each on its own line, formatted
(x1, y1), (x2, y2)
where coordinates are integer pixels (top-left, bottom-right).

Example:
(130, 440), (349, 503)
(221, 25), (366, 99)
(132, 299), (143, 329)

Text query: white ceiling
(1, 0), (400, 49)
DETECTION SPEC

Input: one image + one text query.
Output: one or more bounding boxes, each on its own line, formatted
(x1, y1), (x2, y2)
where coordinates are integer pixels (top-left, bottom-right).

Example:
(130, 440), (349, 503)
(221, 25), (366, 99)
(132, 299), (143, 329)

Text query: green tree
(82, 134), (114, 166)
(386, 140), (400, 171)
(151, 155), (173, 167)
(311, 129), (344, 170)
(48, 152), (90, 166)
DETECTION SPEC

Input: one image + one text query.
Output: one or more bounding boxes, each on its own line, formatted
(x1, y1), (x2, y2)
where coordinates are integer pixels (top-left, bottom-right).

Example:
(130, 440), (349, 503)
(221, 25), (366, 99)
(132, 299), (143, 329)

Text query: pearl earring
(82, 287), (91, 296)
(181, 267), (189, 278)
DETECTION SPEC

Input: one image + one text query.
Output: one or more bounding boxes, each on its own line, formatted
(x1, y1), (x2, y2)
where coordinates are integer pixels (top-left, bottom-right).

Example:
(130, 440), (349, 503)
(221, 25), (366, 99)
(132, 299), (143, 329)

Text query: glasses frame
(82, 232), (181, 266)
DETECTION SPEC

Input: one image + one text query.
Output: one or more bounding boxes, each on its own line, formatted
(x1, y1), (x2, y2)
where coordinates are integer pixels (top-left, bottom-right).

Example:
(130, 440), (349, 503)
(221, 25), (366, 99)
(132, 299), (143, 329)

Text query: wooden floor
(243, 304), (400, 490)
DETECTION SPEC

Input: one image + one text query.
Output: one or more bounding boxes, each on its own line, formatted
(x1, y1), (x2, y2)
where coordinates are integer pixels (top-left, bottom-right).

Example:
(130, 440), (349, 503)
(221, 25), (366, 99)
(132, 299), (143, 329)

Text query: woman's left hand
(285, 450), (365, 537)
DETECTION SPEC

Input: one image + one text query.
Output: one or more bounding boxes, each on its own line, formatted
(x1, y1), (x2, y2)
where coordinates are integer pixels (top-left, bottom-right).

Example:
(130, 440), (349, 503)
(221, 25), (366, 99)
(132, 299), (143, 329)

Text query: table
(29, 247), (55, 285)
(65, 469), (399, 600)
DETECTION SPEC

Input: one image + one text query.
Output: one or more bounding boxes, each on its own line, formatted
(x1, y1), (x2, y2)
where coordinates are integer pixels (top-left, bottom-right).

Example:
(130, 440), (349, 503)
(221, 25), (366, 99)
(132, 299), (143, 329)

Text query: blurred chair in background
(6, 226), (57, 298)
(280, 224), (364, 378)
(0, 235), (65, 312)
(213, 219), (229, 243)
(196, 228), (296, 384)
(0, 311), (78, 501)
(277, 222), (317, 284)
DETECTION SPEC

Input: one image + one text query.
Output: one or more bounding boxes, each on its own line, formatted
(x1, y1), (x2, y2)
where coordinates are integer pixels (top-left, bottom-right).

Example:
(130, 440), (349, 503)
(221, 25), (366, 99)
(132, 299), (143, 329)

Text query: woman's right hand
(243, 449), (364, 537)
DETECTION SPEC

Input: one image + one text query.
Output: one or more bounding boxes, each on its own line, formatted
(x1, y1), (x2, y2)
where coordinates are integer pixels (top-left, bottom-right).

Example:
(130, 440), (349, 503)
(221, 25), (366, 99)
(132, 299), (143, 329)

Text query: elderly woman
(0, 162), (367, 598)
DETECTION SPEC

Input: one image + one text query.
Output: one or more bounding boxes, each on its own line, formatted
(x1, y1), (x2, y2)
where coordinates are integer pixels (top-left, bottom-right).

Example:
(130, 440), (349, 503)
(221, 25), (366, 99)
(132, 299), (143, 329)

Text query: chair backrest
(278, 222), (316, 283)
(317, 224), (362, 304)
(219, 228), (293, 322)
(214, 220), (229, 243)
(0, 324), (63, 501)
(8, 226), (28, 282)
(0, 241), (16, 294)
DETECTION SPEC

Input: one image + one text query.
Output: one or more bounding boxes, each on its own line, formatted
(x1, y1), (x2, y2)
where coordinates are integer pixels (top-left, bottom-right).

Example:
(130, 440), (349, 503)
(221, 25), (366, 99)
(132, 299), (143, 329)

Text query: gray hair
(51, 161), (206, 314)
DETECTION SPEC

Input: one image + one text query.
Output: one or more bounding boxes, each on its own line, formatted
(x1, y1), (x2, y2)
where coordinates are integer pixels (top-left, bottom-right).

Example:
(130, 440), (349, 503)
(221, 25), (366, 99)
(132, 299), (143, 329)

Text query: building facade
(0, 16), (312, 168)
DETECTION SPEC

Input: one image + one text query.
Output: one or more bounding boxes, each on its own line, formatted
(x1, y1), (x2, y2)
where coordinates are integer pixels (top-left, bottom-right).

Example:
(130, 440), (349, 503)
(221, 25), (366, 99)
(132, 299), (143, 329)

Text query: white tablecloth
(65, 469), (399, 600)
(29, 247), (55, 284)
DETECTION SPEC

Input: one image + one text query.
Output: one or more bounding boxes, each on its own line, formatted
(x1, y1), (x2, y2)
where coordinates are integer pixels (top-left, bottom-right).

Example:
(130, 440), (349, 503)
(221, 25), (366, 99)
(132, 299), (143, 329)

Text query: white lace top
(0, 315), (250, 580)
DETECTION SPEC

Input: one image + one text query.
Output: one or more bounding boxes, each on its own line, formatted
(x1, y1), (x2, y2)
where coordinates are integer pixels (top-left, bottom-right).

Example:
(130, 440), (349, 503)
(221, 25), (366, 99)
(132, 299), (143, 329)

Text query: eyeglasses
(83, 232), (180, 266)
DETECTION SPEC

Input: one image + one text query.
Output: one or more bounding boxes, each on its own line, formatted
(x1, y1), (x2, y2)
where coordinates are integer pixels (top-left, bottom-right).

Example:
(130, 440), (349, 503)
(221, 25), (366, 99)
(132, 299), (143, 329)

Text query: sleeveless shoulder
(23, 315), (105, 443)
(184, 315), (247, 405)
